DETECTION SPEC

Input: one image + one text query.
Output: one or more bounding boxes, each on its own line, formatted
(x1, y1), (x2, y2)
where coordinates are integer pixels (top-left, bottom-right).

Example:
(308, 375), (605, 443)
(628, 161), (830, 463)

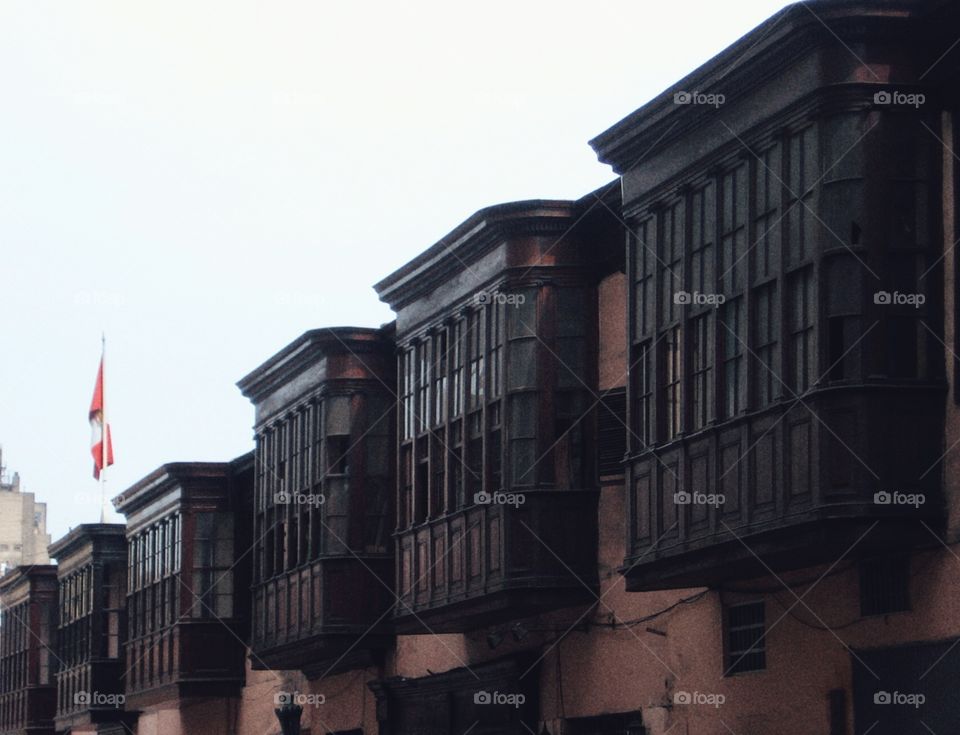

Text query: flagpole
(100, 333), (107, 524)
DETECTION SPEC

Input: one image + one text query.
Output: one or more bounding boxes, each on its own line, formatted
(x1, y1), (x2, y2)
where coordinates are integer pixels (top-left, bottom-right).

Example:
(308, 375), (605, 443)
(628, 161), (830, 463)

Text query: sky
(0, 0), (793, 541)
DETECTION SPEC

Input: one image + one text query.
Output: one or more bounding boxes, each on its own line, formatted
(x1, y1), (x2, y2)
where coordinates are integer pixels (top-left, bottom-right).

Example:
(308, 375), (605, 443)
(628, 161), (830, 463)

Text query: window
(860, 557), (910, 616)
(467, 310), (485, 410)
(660, 202), (684, 326)
(754, 284), (778, 406)
(726, 600), (766, 674)
(662, 326), (682, 440)
(691, 313), (713, 430)
(631, 342), (653, 447)
(720, 298), (745, 418)
(785, 126), (819, 264)
(401, 349), (415, 440)
(507, 289), (538, 486)
(753, 145), (782, 281)
(720, 164), (748, 294)
(690, 183), (716, 298)
(191, 512), (234, 619)
(788, 269), (815, 393)
(432, 330), (448, 426)
(451, 320), (464, 418)
(417, 340), (430, 434)
(325, 395), (351, 476)
(633, 218), (656, 339)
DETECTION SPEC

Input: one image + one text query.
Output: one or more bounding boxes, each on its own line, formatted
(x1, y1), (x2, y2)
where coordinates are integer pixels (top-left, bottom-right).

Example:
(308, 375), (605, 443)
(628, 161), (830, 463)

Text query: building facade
(0, 451), (51, 569)
(0, 1), (958, 733)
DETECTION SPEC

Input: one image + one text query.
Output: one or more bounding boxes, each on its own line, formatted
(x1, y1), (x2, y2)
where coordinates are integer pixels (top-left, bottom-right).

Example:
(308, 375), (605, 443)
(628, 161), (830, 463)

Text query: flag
(90, 353), (114, 479)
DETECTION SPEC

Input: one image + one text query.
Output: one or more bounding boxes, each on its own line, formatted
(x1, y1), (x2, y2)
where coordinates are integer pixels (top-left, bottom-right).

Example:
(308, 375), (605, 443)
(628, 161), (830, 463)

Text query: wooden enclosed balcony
(395, 489), (598, 633)
(623, 385), (944, 591)
(239, 326), (397, 676)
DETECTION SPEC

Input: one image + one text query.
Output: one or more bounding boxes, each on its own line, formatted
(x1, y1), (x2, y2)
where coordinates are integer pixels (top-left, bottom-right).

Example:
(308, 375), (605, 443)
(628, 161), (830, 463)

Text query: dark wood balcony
(112, 456), (253, 709)
(239, 326), (397, 677)
(251, 555), (393, 677)
(623, 385), (944, 591)
(0, 565), (58, 735)
(0, 687), (56, 735)
(395, 489), (599, 633)
(50, 523), (133, 733)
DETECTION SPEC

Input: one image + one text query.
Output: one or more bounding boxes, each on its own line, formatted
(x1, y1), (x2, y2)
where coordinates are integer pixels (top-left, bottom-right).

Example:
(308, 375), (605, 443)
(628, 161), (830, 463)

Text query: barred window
(726, 601), (766, 674)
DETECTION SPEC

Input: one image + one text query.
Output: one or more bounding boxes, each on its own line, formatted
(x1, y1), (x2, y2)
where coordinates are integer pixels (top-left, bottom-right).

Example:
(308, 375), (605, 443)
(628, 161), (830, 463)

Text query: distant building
(0, 449), (51, 570)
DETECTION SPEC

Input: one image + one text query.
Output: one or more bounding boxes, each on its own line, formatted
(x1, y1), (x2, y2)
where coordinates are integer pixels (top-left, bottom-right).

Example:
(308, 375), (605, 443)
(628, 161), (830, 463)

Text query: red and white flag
(90, 352), (114, 479)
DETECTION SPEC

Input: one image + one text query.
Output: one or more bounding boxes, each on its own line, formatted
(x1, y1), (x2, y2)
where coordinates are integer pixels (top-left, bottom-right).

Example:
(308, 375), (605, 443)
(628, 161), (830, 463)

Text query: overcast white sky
(0, 0), (793, 540)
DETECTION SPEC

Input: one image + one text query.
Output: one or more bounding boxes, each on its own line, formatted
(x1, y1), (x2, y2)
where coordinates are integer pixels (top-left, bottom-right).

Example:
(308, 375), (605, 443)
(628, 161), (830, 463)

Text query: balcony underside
(123, 678), (244, 710)
(394, 581), (597, 634)
(251, 629), (393, 678)
(54, 709), (140, 733)
(622, 511), (943, 591)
